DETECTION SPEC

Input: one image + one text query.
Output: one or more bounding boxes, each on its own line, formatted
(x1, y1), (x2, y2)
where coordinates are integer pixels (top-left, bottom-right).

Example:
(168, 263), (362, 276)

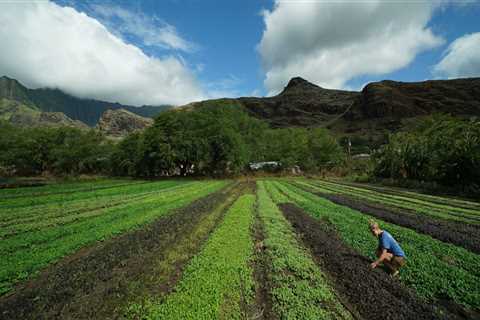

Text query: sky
(0, 0), (479, 106)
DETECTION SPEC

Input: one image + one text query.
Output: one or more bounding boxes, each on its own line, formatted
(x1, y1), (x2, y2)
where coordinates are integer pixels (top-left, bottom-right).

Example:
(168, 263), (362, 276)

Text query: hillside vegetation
(0, 76), (169, 126)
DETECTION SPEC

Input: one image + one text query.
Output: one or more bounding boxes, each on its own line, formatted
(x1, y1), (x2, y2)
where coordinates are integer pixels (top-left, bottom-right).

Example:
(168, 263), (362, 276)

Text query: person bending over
(369, 221), (406, 276)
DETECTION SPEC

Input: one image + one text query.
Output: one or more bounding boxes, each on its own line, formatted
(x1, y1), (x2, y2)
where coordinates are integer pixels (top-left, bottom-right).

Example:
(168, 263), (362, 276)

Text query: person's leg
(381, 252), (394, 272)
(386, 256), (406, 276)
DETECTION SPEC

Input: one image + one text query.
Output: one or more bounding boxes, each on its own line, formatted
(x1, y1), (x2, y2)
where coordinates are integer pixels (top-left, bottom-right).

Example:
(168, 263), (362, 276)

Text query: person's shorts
(388, 256), (406, 271)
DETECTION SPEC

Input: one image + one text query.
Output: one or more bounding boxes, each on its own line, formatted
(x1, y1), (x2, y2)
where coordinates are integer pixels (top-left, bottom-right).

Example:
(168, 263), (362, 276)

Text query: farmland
(1, 178), (479, 319)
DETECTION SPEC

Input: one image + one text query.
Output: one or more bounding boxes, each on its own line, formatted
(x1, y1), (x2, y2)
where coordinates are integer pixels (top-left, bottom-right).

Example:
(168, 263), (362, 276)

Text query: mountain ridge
(0, 76), (170, 126)
(180, 76), (480, 148)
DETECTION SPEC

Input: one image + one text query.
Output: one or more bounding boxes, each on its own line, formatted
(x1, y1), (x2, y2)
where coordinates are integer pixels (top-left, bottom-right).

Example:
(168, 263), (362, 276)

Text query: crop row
(0, 178), (140, 199)
(267, 181), (480, 310)
(316, 180), (480, 219)
(128, 194), (256, 320)
(0, 180), (227, 296)
(333, 181), (480, 211)
(0, 179), (187, 210)
(0, 181), (192, 230)
(301, 180), (480, 224)
(257, 181), (352, 320)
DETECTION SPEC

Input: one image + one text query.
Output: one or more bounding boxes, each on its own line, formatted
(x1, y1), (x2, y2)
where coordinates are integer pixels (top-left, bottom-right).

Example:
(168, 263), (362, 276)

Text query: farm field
(0, 178), (479, 319)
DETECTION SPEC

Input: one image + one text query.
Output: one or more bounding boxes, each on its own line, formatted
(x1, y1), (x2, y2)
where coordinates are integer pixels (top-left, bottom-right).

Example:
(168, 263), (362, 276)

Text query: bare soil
(279, 202), (462, 320)
(0, 183), (240, 320)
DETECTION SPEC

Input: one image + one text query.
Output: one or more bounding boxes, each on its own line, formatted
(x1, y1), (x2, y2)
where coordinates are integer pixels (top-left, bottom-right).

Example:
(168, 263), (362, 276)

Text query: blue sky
(0, 1), (479, 106)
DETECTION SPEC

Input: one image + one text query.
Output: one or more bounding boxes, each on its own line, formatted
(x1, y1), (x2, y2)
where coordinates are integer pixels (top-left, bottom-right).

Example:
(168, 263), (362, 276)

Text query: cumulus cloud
(90, 4), (196, 52)
(0, 1), (205, 106)
(258, 1), (444, 95)
(433, 32), (480, 78)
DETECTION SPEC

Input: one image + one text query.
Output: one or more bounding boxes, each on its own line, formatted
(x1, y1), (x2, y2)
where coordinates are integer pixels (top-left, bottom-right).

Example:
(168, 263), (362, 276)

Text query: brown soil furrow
(0, 182), (241, 320)
(314, 192), (480, 255)
(278, 202), (459, 320)
(250, 190), (275, 320)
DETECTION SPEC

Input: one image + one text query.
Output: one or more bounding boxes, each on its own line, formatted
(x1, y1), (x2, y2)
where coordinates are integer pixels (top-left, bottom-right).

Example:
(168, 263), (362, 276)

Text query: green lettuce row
(257, 181), (352, 320)
(136, 194), (256, 320)
(0, 178), (139, 199)
(315, 180), (480, 219)
(306, 180), (480, 224)
(0, 180), (186, 210)
(0, 181), (192, 228)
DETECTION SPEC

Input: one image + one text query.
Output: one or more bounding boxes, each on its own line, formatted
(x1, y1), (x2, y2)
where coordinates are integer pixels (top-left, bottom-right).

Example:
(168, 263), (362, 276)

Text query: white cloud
(0, 1), (205, 106)
(90, 4), (196, 52)
(258, 0), (444, 95)
(204, 74), (245, 98)
(433, 32), (480, 78)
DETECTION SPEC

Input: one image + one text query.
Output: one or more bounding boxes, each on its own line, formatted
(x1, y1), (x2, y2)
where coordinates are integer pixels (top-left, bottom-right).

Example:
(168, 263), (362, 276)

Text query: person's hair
(369, 220), (379, 231)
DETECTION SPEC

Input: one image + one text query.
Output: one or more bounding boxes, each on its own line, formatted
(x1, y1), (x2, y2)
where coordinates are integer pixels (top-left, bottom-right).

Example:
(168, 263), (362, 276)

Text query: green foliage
(0, 122), (113, 176)
(373, 115), (480, 193)
(133, 194), (256, 320)
(1, 103), (345, 178)
(112, 105), (345, 177)
(270, 180), (480, 310)
(260, 127), (345, 171)
(257, 182), (351, 320)
(112, 105), (267, 177)
(0, 179), (227, 295)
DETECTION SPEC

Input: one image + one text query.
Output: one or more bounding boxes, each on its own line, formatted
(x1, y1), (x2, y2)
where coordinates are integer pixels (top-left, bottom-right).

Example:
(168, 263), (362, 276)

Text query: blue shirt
(379, 231), (405, 257)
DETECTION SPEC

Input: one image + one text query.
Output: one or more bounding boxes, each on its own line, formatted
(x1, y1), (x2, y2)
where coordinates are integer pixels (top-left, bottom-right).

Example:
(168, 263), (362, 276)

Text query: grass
(131, 194), (256, 320)
(268, 180), (480, 310)
(0, 180), (227, 295)
(257, 181), (352, 320)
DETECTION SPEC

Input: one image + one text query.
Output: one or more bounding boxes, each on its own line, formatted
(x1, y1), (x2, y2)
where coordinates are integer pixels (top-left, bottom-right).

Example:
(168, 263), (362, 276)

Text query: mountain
(0, 76), (170, 126)
(182, 77), (359, 127)
(0, 98), (88, 129)
(181, 76), (480, 147)
(96, 109), (154, 138)
(346, 78), (480, 119)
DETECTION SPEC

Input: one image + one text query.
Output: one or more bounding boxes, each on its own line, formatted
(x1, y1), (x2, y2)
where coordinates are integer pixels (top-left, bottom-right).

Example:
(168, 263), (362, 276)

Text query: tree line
(373, 115), (480, 194)
(0, 105), (345, 177)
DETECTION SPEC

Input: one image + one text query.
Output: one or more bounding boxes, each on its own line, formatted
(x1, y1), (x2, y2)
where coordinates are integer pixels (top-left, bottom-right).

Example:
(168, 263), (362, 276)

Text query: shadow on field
(0, 182), (243, 320)
(279, 202), (465, 320)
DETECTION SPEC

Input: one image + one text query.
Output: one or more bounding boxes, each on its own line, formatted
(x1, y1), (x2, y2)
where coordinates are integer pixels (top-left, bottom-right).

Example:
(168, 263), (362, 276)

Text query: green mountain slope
(0, 76), (170, 126)
(0, 98), (88, 129)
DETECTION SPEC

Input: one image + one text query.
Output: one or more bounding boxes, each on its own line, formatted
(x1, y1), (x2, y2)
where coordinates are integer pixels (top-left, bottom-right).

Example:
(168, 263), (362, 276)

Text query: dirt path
(0, 183), (242, 320)
(315, 192), (480, 254)
(279, 202), (460, 320)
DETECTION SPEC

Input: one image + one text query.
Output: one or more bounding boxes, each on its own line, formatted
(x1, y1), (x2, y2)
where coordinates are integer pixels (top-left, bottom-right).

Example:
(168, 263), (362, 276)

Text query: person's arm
(370, 249), (389, 269)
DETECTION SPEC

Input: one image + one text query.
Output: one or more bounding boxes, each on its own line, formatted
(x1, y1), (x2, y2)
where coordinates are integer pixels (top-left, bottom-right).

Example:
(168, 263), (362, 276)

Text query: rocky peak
(96, 108), (154, 137)
(281, 77), (322, 94)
